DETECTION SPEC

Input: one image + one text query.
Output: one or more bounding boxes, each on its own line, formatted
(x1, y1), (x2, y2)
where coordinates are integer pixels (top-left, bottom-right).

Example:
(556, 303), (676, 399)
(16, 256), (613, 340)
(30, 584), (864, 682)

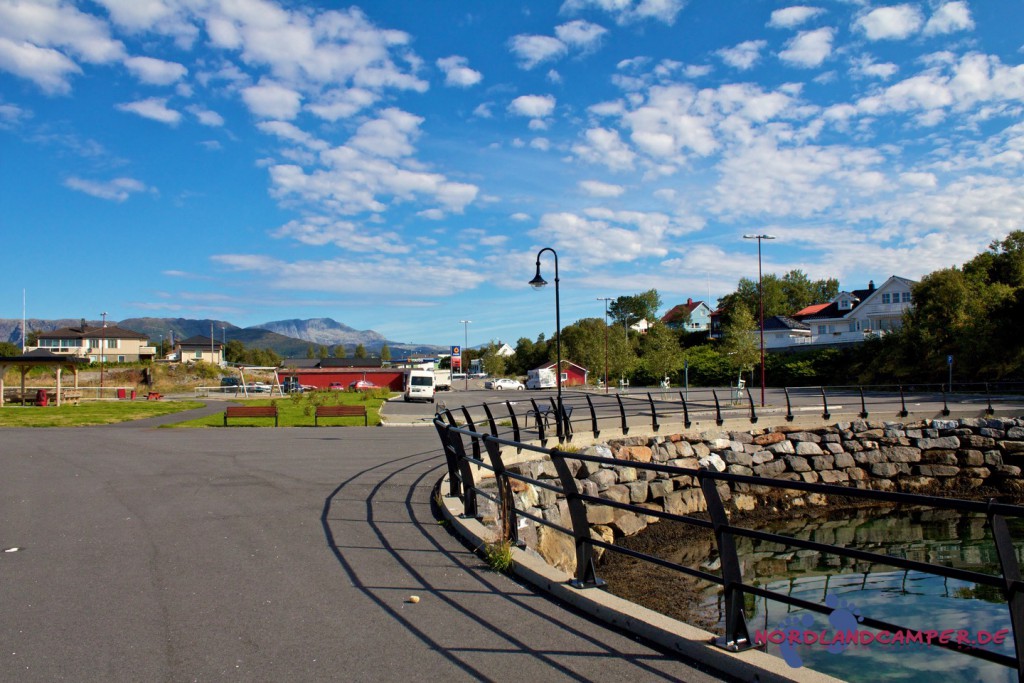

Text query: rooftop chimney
(868, 280), (875, 292)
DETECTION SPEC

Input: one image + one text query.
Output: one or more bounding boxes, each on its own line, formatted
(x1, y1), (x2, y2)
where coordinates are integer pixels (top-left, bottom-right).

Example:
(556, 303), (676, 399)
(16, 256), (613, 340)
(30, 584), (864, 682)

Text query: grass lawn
(0, 400), (206, 427)
(166, 390), (392, 428)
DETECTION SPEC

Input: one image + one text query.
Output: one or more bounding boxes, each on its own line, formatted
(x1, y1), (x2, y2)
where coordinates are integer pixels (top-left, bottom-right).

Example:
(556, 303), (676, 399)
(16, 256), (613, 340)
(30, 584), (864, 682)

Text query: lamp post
(459, 319), (471, 391)
(100, 311), (107, 397)
(530, 248), (563, 440)
(597, 297), (612, 394)
(743, 234), (775, 407)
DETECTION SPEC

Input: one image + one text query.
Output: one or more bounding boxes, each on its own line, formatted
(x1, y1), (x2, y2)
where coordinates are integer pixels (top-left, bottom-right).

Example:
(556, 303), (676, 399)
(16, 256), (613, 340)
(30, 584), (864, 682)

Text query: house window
(848, 322), (856, 332)
(817, 325), (827, 334)
(882, 293), (891, 304)
(107, 338), (118, 349)
(194, 351), (202, 359)
(117, 355), (125, 362)
(902, 292), (911, 303)
(560, 372), (568, 383)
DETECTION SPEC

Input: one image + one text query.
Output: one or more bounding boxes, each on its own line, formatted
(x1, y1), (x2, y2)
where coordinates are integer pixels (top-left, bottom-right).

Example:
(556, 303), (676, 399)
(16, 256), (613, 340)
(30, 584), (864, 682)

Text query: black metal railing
(432, 397), (1024, 681)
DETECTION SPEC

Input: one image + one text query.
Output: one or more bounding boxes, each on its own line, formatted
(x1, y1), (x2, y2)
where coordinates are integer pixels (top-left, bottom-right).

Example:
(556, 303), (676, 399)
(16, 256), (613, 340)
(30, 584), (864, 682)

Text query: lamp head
(529, 263), (548, 289)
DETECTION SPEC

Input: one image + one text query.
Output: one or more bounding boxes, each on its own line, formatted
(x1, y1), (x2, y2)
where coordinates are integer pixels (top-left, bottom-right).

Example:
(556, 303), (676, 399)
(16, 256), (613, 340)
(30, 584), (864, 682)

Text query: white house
(787, 276), (916, 348)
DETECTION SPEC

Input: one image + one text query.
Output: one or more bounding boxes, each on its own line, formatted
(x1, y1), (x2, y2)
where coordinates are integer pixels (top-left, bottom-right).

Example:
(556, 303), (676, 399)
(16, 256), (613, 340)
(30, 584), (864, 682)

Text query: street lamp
(530, 248), (564, 440)
(100, 311), (107, 396)
(743, 234), (775, 407)
(459, 319), (471, 391)
(597, 297), (613, 394)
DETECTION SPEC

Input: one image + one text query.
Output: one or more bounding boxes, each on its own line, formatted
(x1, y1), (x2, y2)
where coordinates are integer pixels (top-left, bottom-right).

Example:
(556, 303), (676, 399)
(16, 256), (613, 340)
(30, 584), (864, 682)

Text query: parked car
(328, 382), (344, 391)
(488, 378), (524, 391)
(349, 379), (377, 391)
(220, 377), (240, 393)
(246, 382), (270, 393)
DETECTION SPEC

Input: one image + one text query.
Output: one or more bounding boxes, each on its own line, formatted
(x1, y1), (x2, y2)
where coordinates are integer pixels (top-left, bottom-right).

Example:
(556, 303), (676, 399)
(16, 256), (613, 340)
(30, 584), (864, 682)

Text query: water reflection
(669, 506), (1020, 682)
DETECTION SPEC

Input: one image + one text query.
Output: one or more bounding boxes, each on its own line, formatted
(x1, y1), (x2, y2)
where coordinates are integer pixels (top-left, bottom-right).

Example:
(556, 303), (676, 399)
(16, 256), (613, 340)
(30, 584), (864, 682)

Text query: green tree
(354, 343), (367, 359)
(478, 342), (507, 377)
(332, 344), (345, 358)
(638, 323), (683, 382)
(224, 339), (246, 364)
(318, 345), (329, 359)
(305, 344), (315, 359)
(609, 289), (662, 329)
(562, 317), (638, 385)
(0, 341), (20, 357)
(720, 305), (759, 381)
(380, 344), (391, 362)
(718, 270), (838, 325)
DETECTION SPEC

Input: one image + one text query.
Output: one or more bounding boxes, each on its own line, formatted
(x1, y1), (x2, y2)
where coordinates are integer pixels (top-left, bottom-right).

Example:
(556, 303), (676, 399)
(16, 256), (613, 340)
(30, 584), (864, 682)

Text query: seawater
(699, 506), (1023, 683)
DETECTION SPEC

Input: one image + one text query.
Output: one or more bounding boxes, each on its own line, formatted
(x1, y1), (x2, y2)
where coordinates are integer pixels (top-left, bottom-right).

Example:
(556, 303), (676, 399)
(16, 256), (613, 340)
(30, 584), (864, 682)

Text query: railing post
(821, 387), (831, 421)
(615, 393), (629, 434)
(987, 504), (1024, 682)
(699, 468), (752, 652)
(898, 385), (908, 418)
(784, 387), (794, 422)
(483, 437), (521, 547)
(551, 397), (573, 441)
(461, 406), (482, 462)
(986, 382), (996, 416)
(548, 448), (604, 589)
(745, 387), (758, 424)
(712, 389), (724, 426)
(443, 408), (458, 428)
(859, 386), (869, 419)
(482, 402), (499, 437)
(941, 386), (950, 417)
(585, 394), (600, 438)
(647, 392), (660, 432)
(434, 419), (462, 498)
(505, 401), (522, 449)
(529, 398), (547, 443)
(678, 391), (691, 429)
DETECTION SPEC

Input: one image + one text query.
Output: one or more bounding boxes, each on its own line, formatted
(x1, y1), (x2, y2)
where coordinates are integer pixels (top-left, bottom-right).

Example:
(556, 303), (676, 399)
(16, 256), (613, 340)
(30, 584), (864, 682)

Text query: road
(0, 404), (732, 683)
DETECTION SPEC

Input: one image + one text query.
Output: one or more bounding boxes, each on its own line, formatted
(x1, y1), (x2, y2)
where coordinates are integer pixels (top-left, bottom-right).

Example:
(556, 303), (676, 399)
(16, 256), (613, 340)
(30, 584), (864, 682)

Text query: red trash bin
(117, 388), (126, 399)
(36, 389), (48, 407)
(130, 390), (136, 400)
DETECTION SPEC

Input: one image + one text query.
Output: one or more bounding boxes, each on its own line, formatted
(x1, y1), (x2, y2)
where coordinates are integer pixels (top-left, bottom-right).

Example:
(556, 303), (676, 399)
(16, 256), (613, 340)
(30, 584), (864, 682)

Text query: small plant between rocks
(482, 539), (514, 573)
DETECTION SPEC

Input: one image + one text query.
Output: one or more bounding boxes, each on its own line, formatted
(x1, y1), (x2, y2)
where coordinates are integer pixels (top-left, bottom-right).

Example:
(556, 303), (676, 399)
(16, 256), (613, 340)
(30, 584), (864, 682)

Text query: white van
(404, 369), (435, 403)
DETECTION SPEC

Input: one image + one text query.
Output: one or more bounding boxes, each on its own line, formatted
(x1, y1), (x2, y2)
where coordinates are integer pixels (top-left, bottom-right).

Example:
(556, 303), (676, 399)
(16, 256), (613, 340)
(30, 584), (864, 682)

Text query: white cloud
(768, 6), (825, 29)
(849, 55), (898, 80)
(257, 120), (328, 151)
(0, 39), (81, 95)
(572, 127), (637, 171)
(94, 0), (199, 46)
(855, 5), (924, 41)
(579, 180), (626, 197)
(124, 56), (186, 85)
(555, 20), (607, 49)
(779, 27), (834, 68)
(241, 80), (303, 119)
(717, 40), (766, 70)
(0, 101), (28, 129)
(560, 0), (686, 26)
(436, 55), (482, 87)
(64, 176), (150, 202)
(509, 94), (557, 119)
(272, 216), (407, 252)
(212, 253), (485, 297)
(349, 108), (423, 158)
(188, 106), (225, 127)
(530, 209), (687, 266)
(509, 34), (567, 70)
(116, 97), (182, 125)
(307, 88), (378, 121)
(924, 2), (974, 36)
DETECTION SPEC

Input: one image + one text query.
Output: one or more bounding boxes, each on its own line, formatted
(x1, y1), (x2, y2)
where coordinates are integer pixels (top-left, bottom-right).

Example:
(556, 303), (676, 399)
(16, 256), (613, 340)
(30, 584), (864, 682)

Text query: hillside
(1, 317), (445, 358)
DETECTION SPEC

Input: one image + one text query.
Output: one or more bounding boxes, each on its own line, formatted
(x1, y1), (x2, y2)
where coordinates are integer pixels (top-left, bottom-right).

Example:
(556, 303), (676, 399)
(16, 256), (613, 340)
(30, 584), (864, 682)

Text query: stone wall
(489, 416), (1024, 575)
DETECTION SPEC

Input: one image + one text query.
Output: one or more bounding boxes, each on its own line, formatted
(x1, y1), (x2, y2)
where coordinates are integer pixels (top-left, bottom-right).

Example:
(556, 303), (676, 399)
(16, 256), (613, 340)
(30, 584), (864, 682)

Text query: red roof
(793, 303), (829, 317)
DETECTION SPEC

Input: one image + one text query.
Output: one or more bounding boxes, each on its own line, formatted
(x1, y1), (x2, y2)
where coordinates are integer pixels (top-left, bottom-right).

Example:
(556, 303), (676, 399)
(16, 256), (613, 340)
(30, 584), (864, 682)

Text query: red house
(533, 360), (589, 387)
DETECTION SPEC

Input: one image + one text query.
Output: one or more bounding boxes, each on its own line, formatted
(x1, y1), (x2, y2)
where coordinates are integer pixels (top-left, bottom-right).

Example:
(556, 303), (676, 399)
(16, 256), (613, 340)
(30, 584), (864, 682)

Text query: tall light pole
(743, 234), (775, 407)
(597, 297), (612, 394)
(100, 311), (107, 396)
(459, 319), (471, 391)
(530, 248), (563, 441)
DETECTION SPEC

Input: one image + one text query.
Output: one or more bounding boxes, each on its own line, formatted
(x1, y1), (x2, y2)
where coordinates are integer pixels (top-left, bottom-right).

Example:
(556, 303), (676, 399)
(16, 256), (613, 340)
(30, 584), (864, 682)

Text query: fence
(432, 387), (1024, 681)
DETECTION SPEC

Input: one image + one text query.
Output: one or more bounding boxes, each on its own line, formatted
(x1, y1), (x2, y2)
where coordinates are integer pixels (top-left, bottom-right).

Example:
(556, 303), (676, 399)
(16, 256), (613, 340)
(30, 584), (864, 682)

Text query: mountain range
(0, 317), (446, 358)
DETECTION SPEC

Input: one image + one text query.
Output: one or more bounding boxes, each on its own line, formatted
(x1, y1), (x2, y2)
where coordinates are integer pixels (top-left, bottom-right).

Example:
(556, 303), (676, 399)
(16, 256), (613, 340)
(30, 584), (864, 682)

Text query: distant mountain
(1, 316), (446, 359)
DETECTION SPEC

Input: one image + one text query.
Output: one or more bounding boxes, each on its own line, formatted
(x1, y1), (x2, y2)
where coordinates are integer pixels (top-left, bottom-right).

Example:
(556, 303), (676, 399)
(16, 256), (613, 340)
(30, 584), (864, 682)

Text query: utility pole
(743, 234), (776, 407)
(597, 297), (613, 394)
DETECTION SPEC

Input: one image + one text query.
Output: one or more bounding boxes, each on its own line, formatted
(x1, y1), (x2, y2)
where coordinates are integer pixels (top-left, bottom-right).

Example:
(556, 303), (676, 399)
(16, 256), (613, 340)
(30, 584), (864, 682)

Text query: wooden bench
(315, 405), (367, 426)
(62, 390), (83, 406)
(224, 405), (278, 426)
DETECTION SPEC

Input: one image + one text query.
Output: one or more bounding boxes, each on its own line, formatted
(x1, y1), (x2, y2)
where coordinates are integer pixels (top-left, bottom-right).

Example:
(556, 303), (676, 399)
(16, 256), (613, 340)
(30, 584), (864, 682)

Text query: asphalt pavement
(0, 402), (732, 682)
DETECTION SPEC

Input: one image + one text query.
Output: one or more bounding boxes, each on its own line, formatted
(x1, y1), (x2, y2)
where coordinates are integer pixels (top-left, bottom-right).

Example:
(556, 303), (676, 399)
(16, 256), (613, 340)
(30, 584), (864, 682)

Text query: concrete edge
(439, 482), (845, 683)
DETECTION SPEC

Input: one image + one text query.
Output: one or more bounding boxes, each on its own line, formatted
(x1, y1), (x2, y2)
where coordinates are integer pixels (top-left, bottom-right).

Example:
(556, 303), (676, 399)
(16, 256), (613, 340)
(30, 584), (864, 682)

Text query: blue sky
(2, 1), (1023, 348)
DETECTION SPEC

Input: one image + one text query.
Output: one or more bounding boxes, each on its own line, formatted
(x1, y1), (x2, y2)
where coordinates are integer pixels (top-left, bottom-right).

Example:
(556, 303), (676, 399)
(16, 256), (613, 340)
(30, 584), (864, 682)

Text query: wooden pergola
(0, 350), (88, 407)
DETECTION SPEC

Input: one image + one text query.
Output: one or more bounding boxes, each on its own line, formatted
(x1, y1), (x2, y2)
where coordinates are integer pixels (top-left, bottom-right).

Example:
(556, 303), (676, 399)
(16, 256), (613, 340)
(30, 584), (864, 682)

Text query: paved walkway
(0, 406), (732, 682)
